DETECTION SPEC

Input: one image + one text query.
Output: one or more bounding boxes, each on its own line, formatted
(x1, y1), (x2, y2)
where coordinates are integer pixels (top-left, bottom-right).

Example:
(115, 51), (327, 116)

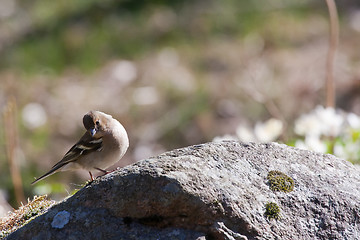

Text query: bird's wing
(52, 131), (103, 169)
(31, 132), (103, 184)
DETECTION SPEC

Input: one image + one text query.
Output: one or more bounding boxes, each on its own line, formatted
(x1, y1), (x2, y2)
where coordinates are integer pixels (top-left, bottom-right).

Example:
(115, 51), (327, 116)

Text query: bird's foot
(95, 167), (110, 175)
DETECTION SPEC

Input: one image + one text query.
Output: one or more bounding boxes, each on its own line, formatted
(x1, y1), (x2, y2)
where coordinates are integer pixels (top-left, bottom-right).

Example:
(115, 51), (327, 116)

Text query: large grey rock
(7, 141), (360, 239)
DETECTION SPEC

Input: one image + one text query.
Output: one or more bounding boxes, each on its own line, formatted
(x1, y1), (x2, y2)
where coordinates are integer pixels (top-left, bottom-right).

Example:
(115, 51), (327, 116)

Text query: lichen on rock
(51, 210), (70, 229)
(265, 202), (281, 220)
(267, 170), (294, 193)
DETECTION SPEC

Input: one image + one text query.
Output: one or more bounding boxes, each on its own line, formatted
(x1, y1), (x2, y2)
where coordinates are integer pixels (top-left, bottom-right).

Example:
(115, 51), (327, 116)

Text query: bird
(31, 110), (129, 184)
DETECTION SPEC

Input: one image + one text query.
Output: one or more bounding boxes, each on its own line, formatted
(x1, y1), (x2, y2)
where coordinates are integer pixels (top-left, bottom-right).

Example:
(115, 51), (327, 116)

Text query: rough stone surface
(7, 141), (360, 239)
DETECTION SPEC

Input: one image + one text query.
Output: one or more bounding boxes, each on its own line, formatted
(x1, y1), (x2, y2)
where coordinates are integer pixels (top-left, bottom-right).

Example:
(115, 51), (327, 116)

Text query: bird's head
(83, 110), (112, 138)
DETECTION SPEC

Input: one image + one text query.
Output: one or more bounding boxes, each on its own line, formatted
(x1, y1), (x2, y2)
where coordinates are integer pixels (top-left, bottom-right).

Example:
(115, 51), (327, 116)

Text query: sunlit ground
(1, 1), (360, 212)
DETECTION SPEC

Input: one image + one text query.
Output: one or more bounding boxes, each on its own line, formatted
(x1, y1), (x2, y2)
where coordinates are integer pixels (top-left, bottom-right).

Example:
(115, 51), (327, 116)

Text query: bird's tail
(31, 164), (64, 184)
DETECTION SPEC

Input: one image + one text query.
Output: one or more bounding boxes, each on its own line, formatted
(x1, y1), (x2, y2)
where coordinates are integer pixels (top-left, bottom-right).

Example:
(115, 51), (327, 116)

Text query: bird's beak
(90, 128), (96, 137)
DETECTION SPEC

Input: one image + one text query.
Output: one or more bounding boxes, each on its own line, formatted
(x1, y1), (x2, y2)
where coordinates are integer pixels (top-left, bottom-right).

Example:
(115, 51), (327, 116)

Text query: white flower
(347, 113), (360, 129)
(294, 105), (344, 138)
(254, 118), (283, 142)
(236, 125), (256, 142)
(314, 106), (344, 137)
(333, 143), (346, 159)
(294, 112), (322, 137)
(235, 118), (283, 143)
(212, 134), (238, 142)
(304, 135), (327, 153)
(334, 141), (359, 160)
(295, 136), (327, 153)
(294, 139), (308, 150)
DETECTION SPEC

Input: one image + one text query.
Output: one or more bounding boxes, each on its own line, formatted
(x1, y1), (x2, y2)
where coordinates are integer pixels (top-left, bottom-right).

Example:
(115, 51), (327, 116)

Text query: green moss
(267, 170), (294, 193)
(0, 195), (55, 238)
(265, 202), (281, 220)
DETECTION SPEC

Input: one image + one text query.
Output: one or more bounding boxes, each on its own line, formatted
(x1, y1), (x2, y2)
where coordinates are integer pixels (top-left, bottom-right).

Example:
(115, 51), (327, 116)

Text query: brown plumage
(31, 111), (129, 184)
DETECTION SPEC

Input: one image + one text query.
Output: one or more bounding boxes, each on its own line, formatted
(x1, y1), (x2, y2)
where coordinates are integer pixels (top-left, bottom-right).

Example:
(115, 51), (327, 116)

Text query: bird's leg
(89, 171), (94, 181)
(95, 167), (109, 175)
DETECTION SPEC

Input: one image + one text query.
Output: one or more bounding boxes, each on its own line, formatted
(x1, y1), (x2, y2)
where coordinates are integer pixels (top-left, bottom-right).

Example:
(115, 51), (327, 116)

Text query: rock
(7, 141), (360, 239)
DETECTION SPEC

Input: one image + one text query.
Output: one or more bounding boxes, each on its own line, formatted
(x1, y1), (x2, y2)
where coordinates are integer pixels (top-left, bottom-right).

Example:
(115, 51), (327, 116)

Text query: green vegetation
(0, 1), (313, 74)
(1, 0), (358, 213)
(264, 202), (281, 220)
(267, 170), (294, 193)
(0, 195), (55, 239)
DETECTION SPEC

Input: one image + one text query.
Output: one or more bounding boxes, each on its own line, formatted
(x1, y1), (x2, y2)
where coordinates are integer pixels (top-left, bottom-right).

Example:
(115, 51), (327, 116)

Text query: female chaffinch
(31, 111), (129, 184)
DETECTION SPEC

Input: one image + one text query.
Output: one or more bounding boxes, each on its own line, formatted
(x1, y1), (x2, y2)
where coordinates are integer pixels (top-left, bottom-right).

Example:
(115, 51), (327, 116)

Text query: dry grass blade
(3, 97), (25, 206)
(325, 0), (339, 108)
(0, 195), (55, 239)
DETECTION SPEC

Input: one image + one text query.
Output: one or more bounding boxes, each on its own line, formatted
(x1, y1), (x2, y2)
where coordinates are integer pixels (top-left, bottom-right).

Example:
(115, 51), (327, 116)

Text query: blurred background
(1, 0), (360, 212)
